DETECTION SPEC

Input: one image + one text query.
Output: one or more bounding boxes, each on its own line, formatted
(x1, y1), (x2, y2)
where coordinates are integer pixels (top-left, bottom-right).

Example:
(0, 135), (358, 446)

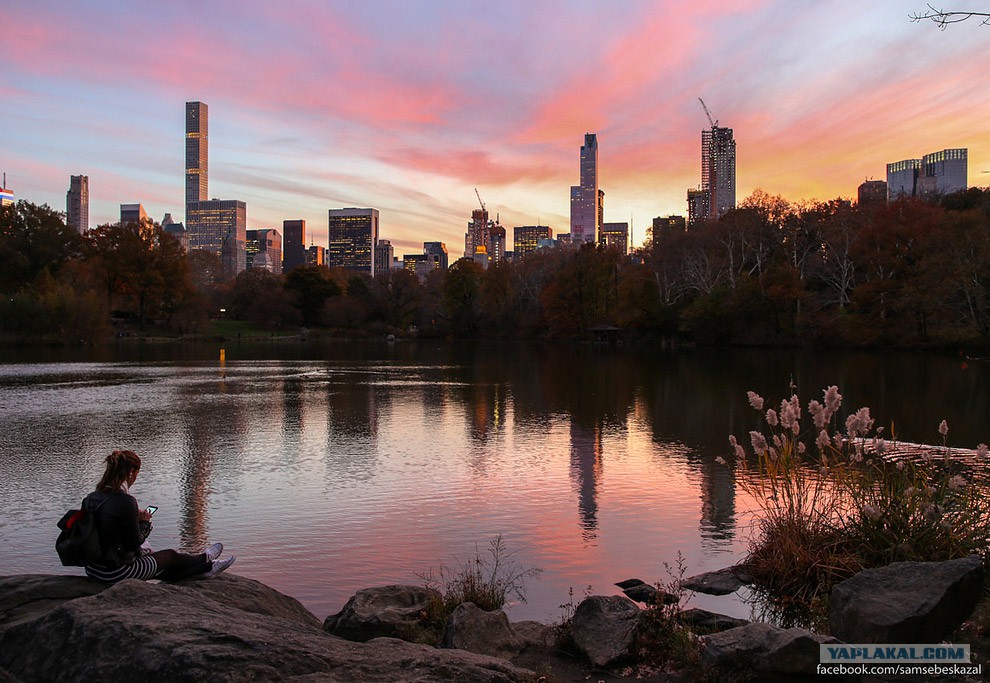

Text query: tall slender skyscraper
(570, 133), (600, 244)
(66, 175), (89, 234)
(702, 125), (736, 220)
(185, 102), (208, 209)
(184, 101), (247, 277)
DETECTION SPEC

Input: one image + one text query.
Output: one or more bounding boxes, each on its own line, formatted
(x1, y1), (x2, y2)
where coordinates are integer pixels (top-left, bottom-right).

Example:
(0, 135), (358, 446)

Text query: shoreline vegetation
(4, 188), (990, 350)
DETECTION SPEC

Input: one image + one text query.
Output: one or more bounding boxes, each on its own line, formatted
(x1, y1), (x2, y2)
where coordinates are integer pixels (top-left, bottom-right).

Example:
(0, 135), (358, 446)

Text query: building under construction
(688, 99), (736, 225)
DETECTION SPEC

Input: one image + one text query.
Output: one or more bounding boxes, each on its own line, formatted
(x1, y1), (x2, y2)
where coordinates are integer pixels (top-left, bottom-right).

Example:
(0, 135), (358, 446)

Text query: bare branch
(910, 4), (990, 29)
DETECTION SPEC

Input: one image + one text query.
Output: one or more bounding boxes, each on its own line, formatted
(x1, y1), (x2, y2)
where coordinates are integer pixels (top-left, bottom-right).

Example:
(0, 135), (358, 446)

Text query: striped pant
(85, 554), (159, 582)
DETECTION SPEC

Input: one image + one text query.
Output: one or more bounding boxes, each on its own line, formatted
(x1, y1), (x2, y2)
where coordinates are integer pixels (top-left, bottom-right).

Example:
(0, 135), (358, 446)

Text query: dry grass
(731, 385), (990, 626)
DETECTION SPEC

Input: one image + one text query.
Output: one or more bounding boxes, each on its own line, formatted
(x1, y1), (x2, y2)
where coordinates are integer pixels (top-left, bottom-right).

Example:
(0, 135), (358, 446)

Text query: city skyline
(2, 1), (988, 257)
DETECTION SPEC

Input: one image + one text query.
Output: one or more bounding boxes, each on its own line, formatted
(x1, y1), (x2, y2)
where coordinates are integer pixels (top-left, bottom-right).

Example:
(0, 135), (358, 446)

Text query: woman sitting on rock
(83, 450), (235, 582)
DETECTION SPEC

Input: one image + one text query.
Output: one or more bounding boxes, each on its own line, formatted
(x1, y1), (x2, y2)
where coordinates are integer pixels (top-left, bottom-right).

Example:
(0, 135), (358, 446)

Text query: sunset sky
(3, 1), (988, 257)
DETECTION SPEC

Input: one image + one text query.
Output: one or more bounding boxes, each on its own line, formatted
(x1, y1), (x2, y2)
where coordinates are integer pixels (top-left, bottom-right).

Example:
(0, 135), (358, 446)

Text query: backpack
(55, 495), (110, 567)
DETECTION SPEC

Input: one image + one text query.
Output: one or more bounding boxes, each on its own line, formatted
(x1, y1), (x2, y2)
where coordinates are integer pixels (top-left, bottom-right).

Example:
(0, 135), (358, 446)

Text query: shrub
(632, 552), (701, 671)
(726, 384), (990, 620)
(418, 535), (542, 618)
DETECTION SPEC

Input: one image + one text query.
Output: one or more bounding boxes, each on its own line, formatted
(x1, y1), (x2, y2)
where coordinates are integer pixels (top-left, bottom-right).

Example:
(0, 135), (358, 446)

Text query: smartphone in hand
(146, 506), (158, 516)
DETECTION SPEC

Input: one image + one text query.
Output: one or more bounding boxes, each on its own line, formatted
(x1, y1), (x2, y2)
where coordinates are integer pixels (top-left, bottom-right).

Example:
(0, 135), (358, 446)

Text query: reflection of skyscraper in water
(178, 422), (213, 551)
(176, 362), (249, 550)
(467, 382), (507, 444)
(569, 420), (603, 542)
(327, 380), (381, 439)
(698, 456), (736, 552)
(324, 378), (382, 481)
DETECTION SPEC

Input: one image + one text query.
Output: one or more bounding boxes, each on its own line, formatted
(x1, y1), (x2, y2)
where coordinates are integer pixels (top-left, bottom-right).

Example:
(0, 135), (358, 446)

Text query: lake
(1, 341), (987, 623)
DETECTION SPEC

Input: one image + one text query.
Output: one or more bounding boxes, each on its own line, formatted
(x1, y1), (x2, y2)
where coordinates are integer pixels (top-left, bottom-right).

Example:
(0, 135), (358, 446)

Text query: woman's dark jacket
(84, 489), (151, 567)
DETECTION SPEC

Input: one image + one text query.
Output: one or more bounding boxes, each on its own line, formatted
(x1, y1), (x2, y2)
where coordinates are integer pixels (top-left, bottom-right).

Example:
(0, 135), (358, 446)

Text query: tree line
(2, 188), (990, 347)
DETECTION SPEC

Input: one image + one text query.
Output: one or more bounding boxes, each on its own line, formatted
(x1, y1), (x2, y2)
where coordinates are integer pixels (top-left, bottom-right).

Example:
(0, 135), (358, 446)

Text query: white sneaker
(202, 555), (236, 579)
(203, 542), (223, 562)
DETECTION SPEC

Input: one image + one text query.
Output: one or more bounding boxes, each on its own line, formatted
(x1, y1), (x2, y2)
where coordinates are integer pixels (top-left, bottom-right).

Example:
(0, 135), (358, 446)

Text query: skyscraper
(187, 199), (247, 278)
(185, 102), (208, 209)
(857, 180), (887, 207)
(570, 133), (599, 244)
(488, 222), (506, 265)
(375, 239), (395, 272)
(687, 188), (710, 226)
(652, 215), (686, 240)
(246, 228), (282, 274)
(921, 148), (968, 197)
(886, 149), (967, 201)
(327, 208), (379, 275)
(66, 175), (89, 234)
(423, 241), (449, 270)
(120, 203), (148, 225)
(599, 222), (629, 255)
(702, 125), (736, 220)
(513, 225), (552, 256)
(184, 101), (247, 277)
(886, 159), (921, 201)
(282, 219), (307, 272)
(466, 207), (489, 258)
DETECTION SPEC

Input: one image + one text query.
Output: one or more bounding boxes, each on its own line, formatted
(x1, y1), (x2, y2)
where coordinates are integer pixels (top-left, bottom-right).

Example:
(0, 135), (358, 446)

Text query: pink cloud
(378, 147), (568, 188)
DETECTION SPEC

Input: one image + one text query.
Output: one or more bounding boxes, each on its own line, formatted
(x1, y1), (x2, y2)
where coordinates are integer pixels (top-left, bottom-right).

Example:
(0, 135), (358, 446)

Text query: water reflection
(2, 343), (987, 623)
(569, 421), (603, 543)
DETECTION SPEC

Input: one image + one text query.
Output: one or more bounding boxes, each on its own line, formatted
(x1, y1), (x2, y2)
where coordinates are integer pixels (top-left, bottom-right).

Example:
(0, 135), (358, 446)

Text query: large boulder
(324, 584), (443, 645)
(829, 555), (984, 643)
(0, 575), (110, 635)
(0, 574), (534, 682)
(441, 602), (524, 659)
(569, 595), (641, 667)
(702, 622), (839, 678)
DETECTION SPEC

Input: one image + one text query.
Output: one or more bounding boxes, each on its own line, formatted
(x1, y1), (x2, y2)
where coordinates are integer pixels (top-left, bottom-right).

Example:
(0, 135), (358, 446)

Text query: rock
(441, 602), (524, 659)
(701, 622), (777, 670)
(681, 567), (750, 595)
(760, 626), (841, 676)
(324, 584), (443, 645)
(510, 620), (552, 648)
(570, 595), (641, 667)
(677, 607), (748, 634)
(829, 555), (984, 643)
(0, 575), (109, 635)
(615, 577), (647, 590)
(702, 622), (839, 678)
(614, 578), (677, 605)
(0, 574), (534, 683)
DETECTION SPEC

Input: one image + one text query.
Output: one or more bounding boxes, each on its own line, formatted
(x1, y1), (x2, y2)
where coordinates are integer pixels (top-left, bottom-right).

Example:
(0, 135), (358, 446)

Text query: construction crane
(698, 98), (717, 128)
(474, 188), (486, 212)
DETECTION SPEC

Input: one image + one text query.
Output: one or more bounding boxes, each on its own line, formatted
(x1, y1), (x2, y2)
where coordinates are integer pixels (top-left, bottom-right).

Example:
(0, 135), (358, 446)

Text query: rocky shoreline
(0, 556), (984, 682)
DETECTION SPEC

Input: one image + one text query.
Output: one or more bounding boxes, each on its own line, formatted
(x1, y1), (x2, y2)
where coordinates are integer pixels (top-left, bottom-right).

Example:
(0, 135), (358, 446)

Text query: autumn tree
(374, 267), (422, 330)
(229, 268), (297, 328)
(84, 220), (193, 329)
(441, 258), (484, 334)
(284, 265), (341, 327)
(0, 200), (83, 293)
